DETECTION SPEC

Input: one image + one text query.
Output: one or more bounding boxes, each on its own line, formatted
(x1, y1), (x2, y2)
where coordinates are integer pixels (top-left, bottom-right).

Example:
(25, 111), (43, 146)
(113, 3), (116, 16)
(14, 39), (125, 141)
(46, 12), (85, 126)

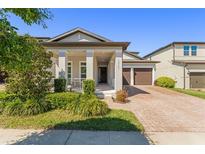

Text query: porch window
(183, 46), (189, 56)
(67, 61), (72, 84)
(80, 62), (86, 80)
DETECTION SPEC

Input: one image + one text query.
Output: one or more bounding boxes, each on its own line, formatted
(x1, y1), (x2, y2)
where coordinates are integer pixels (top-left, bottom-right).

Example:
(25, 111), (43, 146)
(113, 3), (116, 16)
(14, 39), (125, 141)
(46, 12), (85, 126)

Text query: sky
(8, 8), (205, 56)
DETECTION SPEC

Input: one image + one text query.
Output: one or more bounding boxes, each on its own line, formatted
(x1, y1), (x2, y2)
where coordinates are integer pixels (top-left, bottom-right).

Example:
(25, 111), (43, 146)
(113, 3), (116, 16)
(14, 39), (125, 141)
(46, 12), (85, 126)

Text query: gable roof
(144, 42), (205, 59)
(124, 51), (144, 60)
(46, 27), (112, 42)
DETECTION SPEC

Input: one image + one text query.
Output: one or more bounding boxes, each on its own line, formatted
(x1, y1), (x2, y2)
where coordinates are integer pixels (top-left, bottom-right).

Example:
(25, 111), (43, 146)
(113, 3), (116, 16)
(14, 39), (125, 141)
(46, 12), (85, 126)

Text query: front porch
(49, 47), (123, 93)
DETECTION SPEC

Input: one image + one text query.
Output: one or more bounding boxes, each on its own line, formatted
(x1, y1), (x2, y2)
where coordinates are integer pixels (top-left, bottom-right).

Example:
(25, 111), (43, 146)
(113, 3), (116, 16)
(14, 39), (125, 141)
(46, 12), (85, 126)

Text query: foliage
(46, 92), (80, 109)
(54, 78), (67, 92)
(155, 76), (176, 88)
(116, 89), (128, 103)
(5, 37), (53, 101)
(2, 98), (51, 116)
(0, 102), (6, 114)
(22, 99), (51, 116)
(82, 79), (95, 95)
(3, 99), (24, 116)
(0, 8), (52, 71)
(66, 94), (109, 117)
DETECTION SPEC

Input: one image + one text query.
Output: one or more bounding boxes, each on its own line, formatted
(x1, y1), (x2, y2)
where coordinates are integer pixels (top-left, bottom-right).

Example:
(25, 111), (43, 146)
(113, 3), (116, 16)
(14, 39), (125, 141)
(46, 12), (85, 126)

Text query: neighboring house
(144, 42), (205, 89)
(39, 27), (158, 94)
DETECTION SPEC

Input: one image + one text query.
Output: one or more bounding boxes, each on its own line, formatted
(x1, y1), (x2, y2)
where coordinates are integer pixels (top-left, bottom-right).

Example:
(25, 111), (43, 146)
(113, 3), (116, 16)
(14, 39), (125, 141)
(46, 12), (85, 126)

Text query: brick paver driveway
(108, 86), (205, 132)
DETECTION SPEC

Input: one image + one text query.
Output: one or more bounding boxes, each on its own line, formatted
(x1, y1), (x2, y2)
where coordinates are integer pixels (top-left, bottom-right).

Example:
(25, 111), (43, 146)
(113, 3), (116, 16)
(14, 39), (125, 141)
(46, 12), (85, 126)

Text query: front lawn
(0, 109), (144, 131)
(171, 88), (205, 100)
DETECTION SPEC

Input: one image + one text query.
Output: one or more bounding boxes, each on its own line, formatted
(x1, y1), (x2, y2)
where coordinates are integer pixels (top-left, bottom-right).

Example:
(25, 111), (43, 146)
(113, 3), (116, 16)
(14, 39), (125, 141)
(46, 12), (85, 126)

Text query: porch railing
(67, 78), (86, 90)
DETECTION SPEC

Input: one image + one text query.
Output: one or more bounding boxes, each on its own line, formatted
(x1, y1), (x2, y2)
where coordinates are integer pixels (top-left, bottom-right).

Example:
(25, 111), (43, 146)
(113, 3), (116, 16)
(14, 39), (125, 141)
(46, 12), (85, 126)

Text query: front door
(99, 67), (107, 83)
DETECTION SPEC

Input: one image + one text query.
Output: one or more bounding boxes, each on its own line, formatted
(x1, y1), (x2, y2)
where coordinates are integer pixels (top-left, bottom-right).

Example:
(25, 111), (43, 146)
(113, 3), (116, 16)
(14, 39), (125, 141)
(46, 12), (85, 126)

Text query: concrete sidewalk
(0, 129), (149, 145)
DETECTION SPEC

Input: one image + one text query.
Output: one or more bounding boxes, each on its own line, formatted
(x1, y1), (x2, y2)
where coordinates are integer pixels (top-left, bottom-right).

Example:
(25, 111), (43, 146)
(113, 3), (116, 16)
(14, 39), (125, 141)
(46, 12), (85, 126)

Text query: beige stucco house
(39, 27), (158, 95)
(144, 42), (205, 89)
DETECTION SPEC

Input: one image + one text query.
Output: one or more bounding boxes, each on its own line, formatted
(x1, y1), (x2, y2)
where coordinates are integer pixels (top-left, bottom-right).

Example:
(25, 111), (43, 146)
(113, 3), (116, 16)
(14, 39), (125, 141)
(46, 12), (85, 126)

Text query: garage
(190, 72), (205, 88)
(123, 68), (131, 85)
(134, 68), (152, 85)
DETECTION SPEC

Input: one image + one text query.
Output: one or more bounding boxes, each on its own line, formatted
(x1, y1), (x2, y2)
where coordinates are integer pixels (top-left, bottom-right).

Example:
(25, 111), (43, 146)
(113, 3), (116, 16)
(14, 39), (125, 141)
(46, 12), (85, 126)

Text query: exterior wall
(67, 56), (86, 79)
(175, 44), (205, 61)
(123, 52), (137, 60)
(58, 32), (101, 42)
(147, 47), (185, 88)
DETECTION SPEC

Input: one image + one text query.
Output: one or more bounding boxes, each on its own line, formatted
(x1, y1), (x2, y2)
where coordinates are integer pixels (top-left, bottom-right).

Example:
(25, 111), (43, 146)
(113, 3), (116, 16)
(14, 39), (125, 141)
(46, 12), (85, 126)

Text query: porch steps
(95, 90), (116, 99)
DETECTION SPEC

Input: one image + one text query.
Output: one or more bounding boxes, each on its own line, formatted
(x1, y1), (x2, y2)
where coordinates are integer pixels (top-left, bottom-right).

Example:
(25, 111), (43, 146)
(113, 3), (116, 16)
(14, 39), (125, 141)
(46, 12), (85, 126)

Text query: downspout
(183, 64), (187, 89)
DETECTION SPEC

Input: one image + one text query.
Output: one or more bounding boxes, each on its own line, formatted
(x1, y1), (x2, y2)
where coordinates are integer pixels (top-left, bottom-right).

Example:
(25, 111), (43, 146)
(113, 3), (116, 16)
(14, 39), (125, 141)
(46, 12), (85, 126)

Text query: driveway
(108, 86), (205, 132)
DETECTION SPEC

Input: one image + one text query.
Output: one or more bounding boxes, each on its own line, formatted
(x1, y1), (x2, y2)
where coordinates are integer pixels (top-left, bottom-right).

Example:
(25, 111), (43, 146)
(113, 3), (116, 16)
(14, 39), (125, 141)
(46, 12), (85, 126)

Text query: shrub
(66, 94), (109, 117)
(155, 76), (176, 88)
(0, 102), (6, 114)
(82, 79), (95, 95)
(46, 92), (80, 109)
(54, 78), (66, 92)
(3, 99), (24, 116)
(78, 98), (109, 116)
(116, 90), (128, 103)
(22, 99), (51, 116)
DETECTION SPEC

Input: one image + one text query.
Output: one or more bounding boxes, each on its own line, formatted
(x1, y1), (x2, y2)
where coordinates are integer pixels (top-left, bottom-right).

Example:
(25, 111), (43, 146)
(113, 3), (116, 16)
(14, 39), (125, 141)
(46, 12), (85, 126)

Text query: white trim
(152, 67), (155, 85)
(130, 68), (134, 85)
(67, 61), (73, 83)
(188, 69), (205, 73)
(79, 61), (86, 79)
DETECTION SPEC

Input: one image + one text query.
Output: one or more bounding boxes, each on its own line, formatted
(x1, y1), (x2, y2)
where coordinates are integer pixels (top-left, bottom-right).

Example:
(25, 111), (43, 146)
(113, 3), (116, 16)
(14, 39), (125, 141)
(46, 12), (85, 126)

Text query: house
(40, 27), (158, 94)
(144, 42), (205, 89)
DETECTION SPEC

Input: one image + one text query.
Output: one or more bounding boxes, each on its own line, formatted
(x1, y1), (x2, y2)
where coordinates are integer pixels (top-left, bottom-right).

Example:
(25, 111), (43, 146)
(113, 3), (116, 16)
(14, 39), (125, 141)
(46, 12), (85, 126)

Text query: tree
(0, 8), (52, 71)
(6, 36), (53, 101)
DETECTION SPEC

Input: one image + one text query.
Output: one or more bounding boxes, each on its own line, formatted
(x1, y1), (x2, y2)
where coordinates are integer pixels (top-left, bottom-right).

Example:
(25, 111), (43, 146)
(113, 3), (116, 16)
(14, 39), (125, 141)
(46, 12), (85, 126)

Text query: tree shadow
(124, 86), (150, 97)
(12, 117), (149, 145)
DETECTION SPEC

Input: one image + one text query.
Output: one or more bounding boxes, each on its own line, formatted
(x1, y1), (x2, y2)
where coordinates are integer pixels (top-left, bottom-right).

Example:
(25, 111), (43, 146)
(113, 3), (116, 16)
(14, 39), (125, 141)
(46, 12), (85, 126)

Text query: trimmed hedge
(83, 79), (95, 95)
(46, 92), (80, 109)
(54, 78), (66, 92)
(155, 76), (176, 88)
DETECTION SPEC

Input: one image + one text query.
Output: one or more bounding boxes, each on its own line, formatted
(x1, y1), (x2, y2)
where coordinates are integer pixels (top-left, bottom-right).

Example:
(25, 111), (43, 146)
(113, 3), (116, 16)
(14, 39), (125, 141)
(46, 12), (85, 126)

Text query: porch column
(86, 49), (94, 79)
(130, 68), (134, 85)
(58, 50), (67, 79)
(115, 49), (123, 90)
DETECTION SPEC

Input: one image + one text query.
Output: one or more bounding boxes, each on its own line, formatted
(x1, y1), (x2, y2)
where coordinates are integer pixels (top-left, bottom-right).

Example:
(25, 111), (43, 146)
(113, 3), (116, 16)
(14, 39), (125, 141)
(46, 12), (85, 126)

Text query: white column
(152, 67), (155, 85)
(115, 49), (123, 90)
(86, 49), (94, 79)
(130, 68), (134, 85)
(58, 50), (67, 79)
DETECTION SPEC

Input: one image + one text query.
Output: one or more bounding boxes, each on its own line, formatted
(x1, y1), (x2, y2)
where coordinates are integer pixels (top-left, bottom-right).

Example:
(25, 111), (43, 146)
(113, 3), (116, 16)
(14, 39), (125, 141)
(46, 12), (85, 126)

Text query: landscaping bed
(171, 88), (205, 100)
(0, 109), (144, 131)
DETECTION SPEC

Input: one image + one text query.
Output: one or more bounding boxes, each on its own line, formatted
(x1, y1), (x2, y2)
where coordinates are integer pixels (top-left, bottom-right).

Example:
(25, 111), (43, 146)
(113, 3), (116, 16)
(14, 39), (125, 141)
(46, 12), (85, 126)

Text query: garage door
(123, 68), (131, 85)
(190, 72), (205, 88)
(134, 68), (152, 85)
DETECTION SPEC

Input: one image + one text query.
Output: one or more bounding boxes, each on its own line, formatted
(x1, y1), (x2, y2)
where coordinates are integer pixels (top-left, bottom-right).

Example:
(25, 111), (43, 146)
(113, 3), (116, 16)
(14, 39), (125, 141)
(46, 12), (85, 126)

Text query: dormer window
(191, 46), (197, 56)
(183, 46), (189, 56)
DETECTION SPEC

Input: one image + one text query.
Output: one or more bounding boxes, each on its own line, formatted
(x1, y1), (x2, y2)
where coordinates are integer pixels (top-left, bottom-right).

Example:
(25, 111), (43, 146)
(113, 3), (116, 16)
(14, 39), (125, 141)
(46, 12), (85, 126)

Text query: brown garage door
(134, 68), (152, 85)
(190, 72), (205, 88)
(123, 68), (131, 85)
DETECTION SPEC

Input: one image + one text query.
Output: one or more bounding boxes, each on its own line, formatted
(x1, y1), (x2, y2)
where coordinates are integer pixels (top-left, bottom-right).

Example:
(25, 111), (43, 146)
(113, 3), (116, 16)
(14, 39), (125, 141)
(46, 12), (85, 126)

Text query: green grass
(0, 109), (144, 131)
(171, 88), (205, 99)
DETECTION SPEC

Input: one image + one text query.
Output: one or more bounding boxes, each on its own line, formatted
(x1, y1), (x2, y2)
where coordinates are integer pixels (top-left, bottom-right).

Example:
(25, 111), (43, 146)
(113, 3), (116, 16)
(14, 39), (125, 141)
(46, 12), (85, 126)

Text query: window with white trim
(67, 61), (72, 84)
(191, 46), (197, 56)
(80, 62), (86, 80)
(183, 46), (189, 56)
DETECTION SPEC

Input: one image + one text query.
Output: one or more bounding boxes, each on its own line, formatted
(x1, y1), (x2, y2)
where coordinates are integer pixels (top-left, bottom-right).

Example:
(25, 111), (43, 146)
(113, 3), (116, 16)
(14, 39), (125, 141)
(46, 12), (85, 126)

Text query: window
(191, 46), (197, 56)
(67, 62), (72, 84)
(183, 46), (190, 56)
(80, 62), (86, 80)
